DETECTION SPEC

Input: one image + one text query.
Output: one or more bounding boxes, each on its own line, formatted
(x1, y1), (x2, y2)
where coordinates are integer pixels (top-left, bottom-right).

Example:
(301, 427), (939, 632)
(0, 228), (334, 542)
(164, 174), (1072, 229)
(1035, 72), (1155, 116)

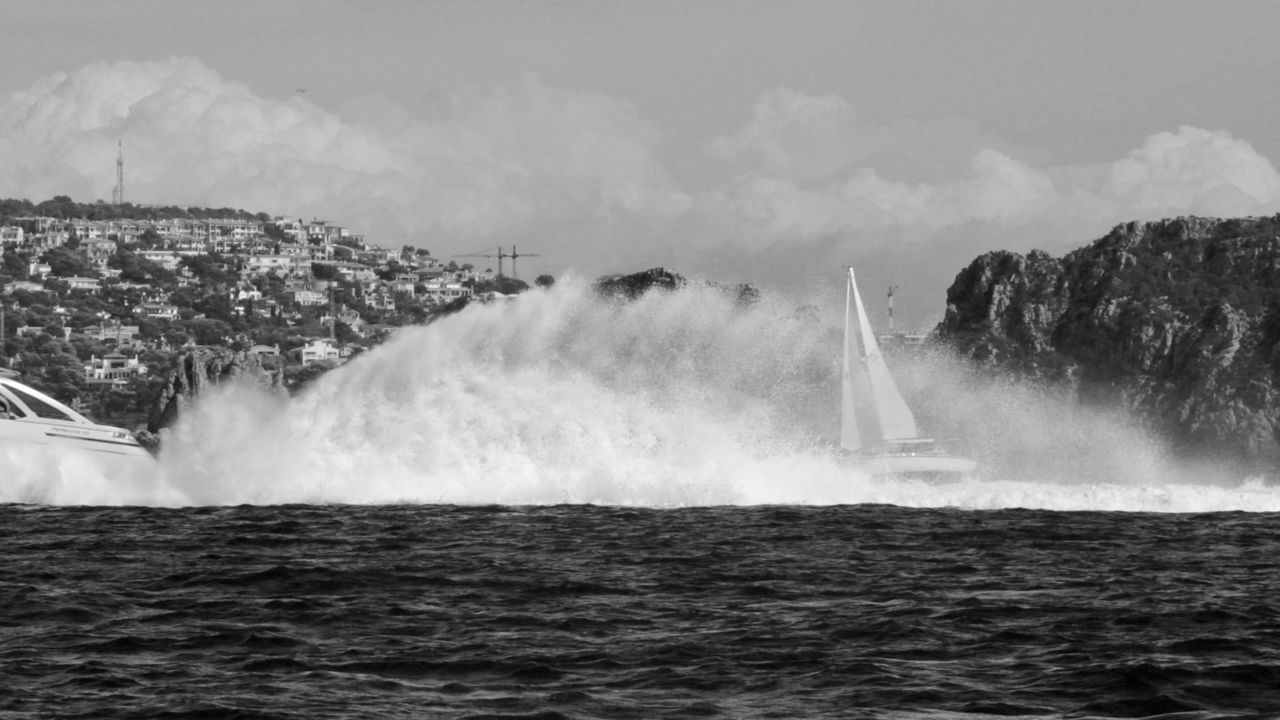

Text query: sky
(2, 0), (1280, 326)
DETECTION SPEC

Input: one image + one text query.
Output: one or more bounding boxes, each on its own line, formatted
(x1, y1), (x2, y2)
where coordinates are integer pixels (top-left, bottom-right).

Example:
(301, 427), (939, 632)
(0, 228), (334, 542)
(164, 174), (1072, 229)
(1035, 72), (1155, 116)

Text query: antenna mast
(887, 285), (897, 333)
(112, 141), (125, 206)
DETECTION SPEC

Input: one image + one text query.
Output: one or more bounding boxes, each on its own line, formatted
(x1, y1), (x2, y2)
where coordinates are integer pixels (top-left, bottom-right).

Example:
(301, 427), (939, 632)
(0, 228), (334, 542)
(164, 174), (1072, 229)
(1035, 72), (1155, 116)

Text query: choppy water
(5, 279), (1280, 717)
(3, 503), (1279, 719)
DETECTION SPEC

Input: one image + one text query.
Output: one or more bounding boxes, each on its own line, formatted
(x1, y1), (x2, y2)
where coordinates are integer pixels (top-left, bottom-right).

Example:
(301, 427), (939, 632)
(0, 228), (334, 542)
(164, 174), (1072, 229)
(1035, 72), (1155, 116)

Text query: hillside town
(0, 196), (543, 429)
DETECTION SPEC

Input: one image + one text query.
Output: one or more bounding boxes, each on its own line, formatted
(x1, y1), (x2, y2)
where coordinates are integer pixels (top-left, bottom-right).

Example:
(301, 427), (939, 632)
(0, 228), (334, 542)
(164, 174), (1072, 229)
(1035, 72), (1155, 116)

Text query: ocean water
(3, 279), (1280, 717)
(3, 504), (1280, 719)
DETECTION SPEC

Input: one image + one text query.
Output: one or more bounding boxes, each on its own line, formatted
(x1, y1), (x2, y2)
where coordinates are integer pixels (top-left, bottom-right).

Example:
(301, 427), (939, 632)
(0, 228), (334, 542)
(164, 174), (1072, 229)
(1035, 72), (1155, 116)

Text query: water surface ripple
(2, 504), (1279, 719)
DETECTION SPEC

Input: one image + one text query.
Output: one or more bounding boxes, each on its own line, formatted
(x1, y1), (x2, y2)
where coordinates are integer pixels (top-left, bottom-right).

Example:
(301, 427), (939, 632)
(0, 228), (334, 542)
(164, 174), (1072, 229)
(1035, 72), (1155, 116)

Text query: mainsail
(840, 268), (919, 452)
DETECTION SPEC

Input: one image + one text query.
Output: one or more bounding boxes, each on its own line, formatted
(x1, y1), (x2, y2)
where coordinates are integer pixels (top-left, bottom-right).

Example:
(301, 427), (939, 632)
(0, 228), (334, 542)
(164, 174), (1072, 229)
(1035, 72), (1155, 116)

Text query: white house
(300, 338), (342, 366)
(0, 225), (23, 247)
(84, 353), (147, 385)
(134, 303), (180, 320)
(63, 276), (102, 293)
(421, 279), (473, 302)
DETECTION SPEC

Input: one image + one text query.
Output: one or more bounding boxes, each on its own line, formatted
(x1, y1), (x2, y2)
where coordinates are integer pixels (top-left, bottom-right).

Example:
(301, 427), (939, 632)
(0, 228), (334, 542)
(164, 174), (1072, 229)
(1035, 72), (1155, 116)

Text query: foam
(9, 278), (1278, 511)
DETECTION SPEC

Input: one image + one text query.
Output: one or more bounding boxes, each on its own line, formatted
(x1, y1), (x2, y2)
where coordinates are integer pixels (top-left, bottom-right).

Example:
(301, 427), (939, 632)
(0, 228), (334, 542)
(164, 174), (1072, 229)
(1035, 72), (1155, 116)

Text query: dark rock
(936, 215), (1280, 471)
(594, 268), (686, 300)
(147, 346), (286, 434)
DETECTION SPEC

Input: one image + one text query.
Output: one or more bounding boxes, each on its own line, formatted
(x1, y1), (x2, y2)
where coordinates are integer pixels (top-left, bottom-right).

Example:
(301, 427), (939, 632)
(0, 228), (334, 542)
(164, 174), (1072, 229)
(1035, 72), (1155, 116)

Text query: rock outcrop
(146, 347), (286, 435)
(594, 268), (761, 307)
(594, 268), (687, 300)
(937, 216), (1280, 470)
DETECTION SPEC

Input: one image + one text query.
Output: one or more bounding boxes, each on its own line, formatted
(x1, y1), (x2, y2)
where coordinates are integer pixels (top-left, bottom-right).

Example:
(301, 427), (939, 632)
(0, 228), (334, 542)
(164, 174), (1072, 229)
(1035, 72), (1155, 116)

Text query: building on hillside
(300, 338), (342, 366)
(286, 289), (326, 307)
(421, 279), (472, 302)
(362, 289), (397, 312)
(246, 254), (308, 275)
(62, 276), (102, 293)
(232, 284), (263, 303)
(134, 303), (180, 320)
(84, 353), (146, 385)
(82, 323), (141, 343)
(80, 237), (118, 261)
(3, 280), (44, 294)
(137, 250), (184, 271)
(272, 217), (305, 243)
(391, 273), (418, 296)
(0, 226), (23, 247)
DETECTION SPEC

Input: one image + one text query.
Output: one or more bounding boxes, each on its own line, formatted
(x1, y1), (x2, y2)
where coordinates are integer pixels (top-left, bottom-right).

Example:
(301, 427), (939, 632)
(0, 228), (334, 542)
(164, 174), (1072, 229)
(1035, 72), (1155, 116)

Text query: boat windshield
(0, 383), (79, 421)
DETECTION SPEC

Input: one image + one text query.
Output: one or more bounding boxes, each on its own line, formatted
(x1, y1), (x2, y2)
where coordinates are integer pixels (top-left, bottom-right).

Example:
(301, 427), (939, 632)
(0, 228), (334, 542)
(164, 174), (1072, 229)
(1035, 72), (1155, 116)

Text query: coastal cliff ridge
(937, 215), (1280, 471)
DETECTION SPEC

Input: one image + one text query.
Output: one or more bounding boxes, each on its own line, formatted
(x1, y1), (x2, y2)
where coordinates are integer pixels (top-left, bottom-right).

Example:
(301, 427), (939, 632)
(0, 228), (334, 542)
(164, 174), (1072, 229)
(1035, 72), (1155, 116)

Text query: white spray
(6, 277), (1279, 511)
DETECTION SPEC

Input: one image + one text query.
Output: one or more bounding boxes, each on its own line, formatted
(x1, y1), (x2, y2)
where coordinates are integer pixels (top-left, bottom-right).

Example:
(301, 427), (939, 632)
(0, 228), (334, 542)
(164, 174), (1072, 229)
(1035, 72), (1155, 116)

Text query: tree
(311, 263), (340, 281)
(473, 277), (529, 295)
(285, 359), (341, 392)
(2, 251), (26, 279)
(180, 254), (234, 284)
(42, 246), (92, 277)
(138, 228), (163, 247)
(334, 321), (359, 344)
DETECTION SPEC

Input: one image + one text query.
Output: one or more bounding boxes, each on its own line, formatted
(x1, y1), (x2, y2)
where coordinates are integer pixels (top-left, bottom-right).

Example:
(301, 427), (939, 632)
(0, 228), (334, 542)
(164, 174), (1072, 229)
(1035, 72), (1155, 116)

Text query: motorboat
(841, 268), (976, 479)
(0, 376), (152, 461)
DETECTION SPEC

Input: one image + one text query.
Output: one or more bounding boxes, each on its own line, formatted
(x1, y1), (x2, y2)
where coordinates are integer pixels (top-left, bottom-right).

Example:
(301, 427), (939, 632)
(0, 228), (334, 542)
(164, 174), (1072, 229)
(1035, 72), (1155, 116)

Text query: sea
(4, 280), (1280, 719)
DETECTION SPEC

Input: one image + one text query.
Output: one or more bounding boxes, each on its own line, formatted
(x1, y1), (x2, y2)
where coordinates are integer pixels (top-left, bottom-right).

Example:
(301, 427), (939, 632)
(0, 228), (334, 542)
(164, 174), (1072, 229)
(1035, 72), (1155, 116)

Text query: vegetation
(0, 196), (556, 430)
(0, 196), (270, 223)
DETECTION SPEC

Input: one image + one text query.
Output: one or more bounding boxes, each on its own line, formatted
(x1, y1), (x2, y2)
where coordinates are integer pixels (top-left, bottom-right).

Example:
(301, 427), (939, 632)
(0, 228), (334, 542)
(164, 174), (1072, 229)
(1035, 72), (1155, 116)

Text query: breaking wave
(4, 276), (1280, 511)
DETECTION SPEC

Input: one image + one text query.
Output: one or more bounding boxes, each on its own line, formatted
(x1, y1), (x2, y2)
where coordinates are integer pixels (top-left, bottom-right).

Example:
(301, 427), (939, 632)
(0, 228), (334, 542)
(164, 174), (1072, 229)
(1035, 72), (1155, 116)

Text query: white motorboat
(0, 376), (153, 461)
(841, 268), (976, 479)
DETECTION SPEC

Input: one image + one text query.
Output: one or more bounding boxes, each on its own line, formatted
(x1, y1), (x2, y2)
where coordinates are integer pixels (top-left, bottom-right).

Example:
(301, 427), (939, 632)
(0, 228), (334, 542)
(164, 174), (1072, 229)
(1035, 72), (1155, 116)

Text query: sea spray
(7, 275), (1275, 510)
(892, 348), (1174, 487)
(156, 280), (841, 506)
(0, 443), (170, 506)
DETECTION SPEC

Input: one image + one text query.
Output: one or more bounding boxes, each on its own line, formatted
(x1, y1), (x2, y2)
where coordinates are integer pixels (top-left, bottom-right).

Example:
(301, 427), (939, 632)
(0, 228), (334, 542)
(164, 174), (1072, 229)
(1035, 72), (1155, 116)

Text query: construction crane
(452, 245), (541, 280)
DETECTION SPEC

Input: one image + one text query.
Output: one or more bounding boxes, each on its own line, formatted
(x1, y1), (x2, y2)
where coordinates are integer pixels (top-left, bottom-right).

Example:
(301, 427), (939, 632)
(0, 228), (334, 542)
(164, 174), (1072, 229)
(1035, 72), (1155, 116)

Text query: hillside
(936, 216), (1280, 471)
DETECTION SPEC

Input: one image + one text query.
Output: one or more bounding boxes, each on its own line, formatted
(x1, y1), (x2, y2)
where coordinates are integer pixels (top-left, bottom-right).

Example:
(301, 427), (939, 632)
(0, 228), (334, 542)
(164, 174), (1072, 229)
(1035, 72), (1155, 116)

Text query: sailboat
(841, 267), (976, 478)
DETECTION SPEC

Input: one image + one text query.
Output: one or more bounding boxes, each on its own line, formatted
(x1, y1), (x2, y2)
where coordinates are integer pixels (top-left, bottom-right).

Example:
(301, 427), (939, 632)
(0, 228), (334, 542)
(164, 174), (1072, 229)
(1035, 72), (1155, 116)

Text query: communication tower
(111, 141), (125, 206)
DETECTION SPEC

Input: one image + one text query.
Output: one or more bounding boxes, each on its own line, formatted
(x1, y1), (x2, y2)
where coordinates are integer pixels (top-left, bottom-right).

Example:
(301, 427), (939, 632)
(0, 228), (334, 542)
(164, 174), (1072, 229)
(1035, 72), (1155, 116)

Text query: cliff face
(146, 347), (286, 435)
(937, 216), (1280, 468)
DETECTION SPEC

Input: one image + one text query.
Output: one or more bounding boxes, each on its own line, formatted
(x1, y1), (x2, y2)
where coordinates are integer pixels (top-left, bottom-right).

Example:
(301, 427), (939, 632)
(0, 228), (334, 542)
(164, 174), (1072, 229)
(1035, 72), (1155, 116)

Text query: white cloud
(0, 59), (684, 262)
(1101, 125), (1280, 215)
(1, 63), (1279, 298)
(707, 91), (1280, 256)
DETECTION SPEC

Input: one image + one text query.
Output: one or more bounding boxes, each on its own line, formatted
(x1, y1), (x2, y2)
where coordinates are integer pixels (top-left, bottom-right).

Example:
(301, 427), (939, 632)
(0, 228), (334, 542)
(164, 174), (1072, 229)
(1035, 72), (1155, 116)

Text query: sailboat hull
(844, 451), (977, 479)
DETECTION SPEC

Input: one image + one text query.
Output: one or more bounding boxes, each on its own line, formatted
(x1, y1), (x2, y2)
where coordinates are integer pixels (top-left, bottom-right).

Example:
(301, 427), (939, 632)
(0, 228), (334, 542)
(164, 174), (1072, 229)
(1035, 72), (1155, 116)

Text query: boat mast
(887, 285), (897, 333)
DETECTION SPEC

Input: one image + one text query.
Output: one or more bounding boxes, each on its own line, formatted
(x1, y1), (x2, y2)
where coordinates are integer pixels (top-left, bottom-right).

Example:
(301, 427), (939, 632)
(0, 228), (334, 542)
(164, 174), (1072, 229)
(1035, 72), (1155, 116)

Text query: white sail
(840, 268), (919, 452)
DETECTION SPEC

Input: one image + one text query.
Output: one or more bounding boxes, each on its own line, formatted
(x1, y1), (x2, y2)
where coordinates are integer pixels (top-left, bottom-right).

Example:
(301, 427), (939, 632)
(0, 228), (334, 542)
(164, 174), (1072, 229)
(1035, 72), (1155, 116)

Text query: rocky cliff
(145, 347), (286, 437)
(594, 267), (761, 306)
(937, 216), (1280, 471)
(594, 268), (688, 299)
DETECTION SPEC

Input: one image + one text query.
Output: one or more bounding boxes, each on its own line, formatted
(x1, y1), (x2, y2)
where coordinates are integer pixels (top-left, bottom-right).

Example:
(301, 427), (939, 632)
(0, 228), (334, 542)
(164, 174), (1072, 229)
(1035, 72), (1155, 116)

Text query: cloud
(705, 93), (1280, 260)
(0, 59), (684, 264)
(1, 60), (1279, 312)
(1101, 126), (1280, 216)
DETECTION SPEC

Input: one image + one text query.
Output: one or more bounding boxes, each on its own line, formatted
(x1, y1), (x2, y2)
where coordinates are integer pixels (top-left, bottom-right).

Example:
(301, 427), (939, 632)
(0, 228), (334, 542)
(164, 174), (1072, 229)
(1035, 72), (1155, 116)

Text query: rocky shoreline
(936, 216), (1280, 473)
